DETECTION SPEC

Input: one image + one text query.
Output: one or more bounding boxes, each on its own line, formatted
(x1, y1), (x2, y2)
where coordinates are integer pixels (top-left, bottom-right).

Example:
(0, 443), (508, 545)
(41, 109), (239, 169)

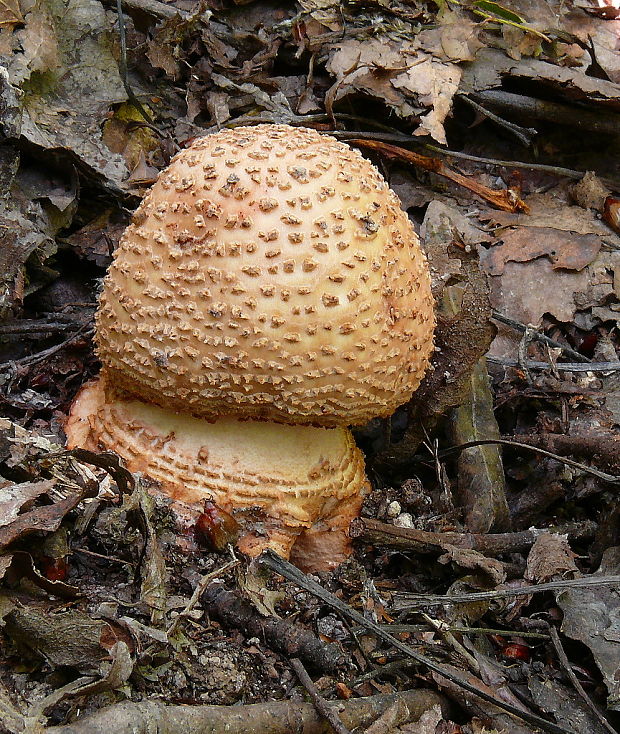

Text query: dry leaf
(558, 546), (620, 710)
(483, 227), (602, 275)
(392, 58), (462, 144)
(525, 533), (579, 583)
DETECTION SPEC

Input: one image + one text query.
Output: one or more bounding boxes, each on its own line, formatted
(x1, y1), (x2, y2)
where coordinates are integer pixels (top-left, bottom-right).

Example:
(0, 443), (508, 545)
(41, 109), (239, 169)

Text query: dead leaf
(238, 560), (282, 617)
(525, 533), (579, 583)
(557, 546), (620, 710)
(487, 257), (589, 352)
(4, 605), (127, 671)
(528, 674), (604, 734)
(0, 479), (54, 526)
(438, 545), (507, 585)
(298, 0), (343, 31)
(570, 171), (610, 211)
(3, 0), (129, 189)
(0, 491), (87, 551)
(448, 356), (509, 533)
(325, 38), (464, 143)
(392, 58), (462, 144)
(482, 227), (602, 275)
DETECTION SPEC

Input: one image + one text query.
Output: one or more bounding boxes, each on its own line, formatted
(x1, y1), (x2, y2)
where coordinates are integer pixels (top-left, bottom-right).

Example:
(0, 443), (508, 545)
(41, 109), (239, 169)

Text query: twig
(202, 583), (346, 672)
(436, 438), (620, 485)
(116, 0), (153, 124)
(349, 517), (597, 556)
(350, 138), (529, 213)
(474, 90), (620, 138)
(260, 550), (577, 734)
(291, 658), (352, 734)
(487, 355), (620, 372)
(360, 624), (550, 640)
(420, 613), (480, 673)
(108, 0), (189, 20)
(458, 94), (536, 147)
(45, 689), (447, 734)
(549, 627), (616, 734)
(393, 575), (620, 611)
(0, 317), (91, 337)
(72, 547), (136, 567)
(166, 557), (239, 638)
(0, 324), (93, 369)
(491, 312), (590, 363)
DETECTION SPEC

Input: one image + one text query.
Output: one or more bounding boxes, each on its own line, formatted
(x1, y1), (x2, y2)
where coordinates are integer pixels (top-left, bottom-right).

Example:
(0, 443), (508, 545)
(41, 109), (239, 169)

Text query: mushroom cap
(66, 377), (369, 569)
(97, 124), (435, 427)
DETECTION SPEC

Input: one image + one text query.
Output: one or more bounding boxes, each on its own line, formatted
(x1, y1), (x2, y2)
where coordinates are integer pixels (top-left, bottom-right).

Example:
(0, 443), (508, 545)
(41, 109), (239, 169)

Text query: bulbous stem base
(65, 376), (369, 572)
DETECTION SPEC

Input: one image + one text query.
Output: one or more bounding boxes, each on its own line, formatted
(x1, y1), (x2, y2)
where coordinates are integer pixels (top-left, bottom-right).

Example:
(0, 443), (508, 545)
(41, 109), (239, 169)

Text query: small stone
(394, 512), (414, 528)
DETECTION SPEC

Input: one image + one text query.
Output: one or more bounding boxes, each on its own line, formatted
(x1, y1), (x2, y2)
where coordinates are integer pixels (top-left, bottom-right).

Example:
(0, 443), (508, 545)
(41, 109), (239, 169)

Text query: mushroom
(65, 124), (435, 571)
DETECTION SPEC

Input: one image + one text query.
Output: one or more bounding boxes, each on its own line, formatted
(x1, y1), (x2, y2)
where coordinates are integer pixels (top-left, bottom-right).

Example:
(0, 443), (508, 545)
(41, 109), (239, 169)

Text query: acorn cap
(96, 124), (435, 427)
(66, 378), (369, 570)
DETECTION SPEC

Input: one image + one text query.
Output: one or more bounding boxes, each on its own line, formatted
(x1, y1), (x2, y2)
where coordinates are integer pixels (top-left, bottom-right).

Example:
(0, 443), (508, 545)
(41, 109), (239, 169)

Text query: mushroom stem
(66, 377), (369, 571)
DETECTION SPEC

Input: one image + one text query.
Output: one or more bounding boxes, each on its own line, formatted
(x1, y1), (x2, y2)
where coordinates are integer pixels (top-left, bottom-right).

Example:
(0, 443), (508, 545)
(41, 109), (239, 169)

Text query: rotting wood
(44, 689), (447, 734)
(202, 583), (346, 673)
(349, 517), (596, 556)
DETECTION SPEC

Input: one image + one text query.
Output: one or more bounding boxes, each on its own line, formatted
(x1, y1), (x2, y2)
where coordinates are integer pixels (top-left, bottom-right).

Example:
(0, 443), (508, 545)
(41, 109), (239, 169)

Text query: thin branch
(436, 439), (620, 485)
(349, 517), (597, 556)
(474, 89), (620, 138)
(165, 557), (239, 638)
(291, 658), (352, 734)
(260, 551), (577, 734)
(491, 311), (590, 363)
(393, 575), (620, 611)
(549, 627), (616, 734)
(487, 355), (620, 372)
(0, 324), (93, 370)
(457, 94), (536, 147)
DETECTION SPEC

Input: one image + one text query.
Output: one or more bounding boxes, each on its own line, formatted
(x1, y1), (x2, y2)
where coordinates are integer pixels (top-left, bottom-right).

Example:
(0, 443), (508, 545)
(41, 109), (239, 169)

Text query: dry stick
(291, 658), (352, 734)
(202, 584), (346, 672)
(350, 138), (529, 213)
(349, 517), (596, 556)
(0, 324), (93, 369)
(260, 550), (576, 734)
(549, 627), (616, 734)
(436, 439), (620, 485)
(363, 624), (550, 640)
(474, 90), (620, 138)
(45, 689), (447, 734)
(487, 355), (620, 372)
(491, 311), (590, 363)
(457, 94), (536, 146)
(338, 133), (619, 189)
(166, 558), (239, 638)
(393, 576), (620, 611)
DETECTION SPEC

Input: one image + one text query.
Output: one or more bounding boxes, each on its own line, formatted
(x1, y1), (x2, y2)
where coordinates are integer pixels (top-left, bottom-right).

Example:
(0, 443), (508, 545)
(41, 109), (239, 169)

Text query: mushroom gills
(66, 377), (369, 571)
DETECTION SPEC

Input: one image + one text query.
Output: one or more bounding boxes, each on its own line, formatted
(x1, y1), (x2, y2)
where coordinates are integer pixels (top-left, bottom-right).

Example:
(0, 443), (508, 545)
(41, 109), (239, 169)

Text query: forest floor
(1, 0), (620, 732)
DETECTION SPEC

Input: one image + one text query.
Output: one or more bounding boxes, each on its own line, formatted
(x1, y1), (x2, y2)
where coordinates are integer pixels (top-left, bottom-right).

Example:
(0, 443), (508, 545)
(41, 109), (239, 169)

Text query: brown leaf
(483, 227), (602, 275)
(0, 479), (54, 527)
(558, 547), (620, 709)
(392, 58), (462, 144)
(0, 492), (86, 551)
(438, 545), (506, 586)
(525, 533), (579, 583)
(4, 605), (125, 671)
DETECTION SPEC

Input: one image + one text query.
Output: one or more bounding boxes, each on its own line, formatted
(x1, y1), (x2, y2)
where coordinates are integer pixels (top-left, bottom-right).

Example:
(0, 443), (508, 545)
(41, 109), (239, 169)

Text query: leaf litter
(0, 0), (620, 732)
